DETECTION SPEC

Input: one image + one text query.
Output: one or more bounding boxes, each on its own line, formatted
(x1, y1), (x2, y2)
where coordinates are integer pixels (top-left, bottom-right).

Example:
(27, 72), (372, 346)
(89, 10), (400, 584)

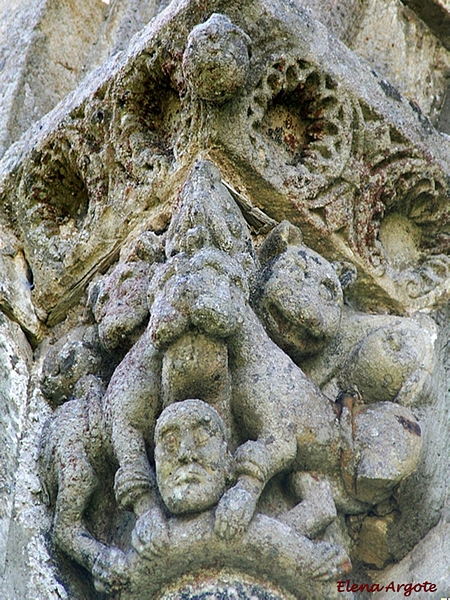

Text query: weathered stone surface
(0, 0), (167, 161)
(27, 160), (435, 599)
(402, 0), (450, 50)
(0, 226), (41, 340)
(0, 0), (105, 159)
(0, 314), (31, 575)
(1, 374), (73, 600)
(349, 0), (450, 125)
(298, 0), (450, 130)
(370, 520), (450, 597)
(156, 572), (298, 600)
(356, 513), (396, 569)
(0, 1), (449, 598)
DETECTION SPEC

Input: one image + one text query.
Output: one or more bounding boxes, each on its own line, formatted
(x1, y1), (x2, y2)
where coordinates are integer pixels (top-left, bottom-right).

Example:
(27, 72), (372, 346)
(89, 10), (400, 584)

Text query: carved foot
(279, 472), (337, 538)
(307, 541), (352, 582)
(92, 546), (129, 594)
(131, 507), (170, 559)
(214, 486), (257, 540)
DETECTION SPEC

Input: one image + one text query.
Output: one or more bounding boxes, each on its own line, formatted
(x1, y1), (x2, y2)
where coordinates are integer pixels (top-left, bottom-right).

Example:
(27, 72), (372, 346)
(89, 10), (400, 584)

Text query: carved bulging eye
(163, 431), (180, 454)
(319, 278), (338, 301)
(193, 425), (212, 447)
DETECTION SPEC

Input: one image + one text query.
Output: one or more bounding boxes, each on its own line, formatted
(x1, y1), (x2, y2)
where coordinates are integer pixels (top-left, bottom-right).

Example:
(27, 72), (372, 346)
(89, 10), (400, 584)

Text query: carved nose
(177, 435), (197, 462)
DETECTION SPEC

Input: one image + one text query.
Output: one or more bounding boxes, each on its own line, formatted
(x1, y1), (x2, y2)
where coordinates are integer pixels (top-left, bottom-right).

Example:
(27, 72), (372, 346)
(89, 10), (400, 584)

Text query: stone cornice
(0, 0), (449, 335)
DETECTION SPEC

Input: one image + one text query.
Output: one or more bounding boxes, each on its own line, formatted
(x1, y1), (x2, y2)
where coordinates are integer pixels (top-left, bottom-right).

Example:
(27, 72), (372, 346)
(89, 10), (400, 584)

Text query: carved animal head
(165, 161), (255, 276)
(252, 221), (344, 361)
(89, 231), (164, 354)
(338, 319), (435, 406)
(40, 326), (106, 407)
(148, 247), (249, 348)
(90, 261), (152, 355)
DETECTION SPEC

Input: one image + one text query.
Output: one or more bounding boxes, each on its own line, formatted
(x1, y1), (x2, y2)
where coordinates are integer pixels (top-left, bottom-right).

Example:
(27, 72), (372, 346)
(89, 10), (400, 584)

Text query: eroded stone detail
(1, 2), (449, 331)
(0, 1), (447, 597)
(182, 14), (251, 103)
(37, 160), (432, 598)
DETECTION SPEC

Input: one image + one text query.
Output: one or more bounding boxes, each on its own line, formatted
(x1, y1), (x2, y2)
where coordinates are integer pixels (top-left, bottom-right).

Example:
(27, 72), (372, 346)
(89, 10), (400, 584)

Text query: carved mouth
(172, 465), (206, 485)
(268, 302), (309, 342)
(266, 301), (328, 358)
(266, 301), (291, 330)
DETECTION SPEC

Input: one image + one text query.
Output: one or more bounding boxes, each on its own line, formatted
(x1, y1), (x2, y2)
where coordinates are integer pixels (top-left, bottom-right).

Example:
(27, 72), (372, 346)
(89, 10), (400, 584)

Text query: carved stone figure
(252, 219), (436, 408)
(182, 14), (252, 103)
(103, 161), (343, 542)
(2, 0), (450, 597)
(40, 326), (108, 408)
(38, 160), (427, 598)
(125, 399), (351, 598)
(38, 375), (129, 595)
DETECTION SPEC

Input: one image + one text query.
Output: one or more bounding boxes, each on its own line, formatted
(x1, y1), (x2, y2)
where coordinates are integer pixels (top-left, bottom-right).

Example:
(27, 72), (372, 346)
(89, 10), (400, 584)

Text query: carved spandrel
(37, 159), (432, 598)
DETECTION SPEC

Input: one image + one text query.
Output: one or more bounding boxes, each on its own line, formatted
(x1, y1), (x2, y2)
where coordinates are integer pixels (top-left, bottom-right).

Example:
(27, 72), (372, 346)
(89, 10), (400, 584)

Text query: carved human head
(252, 221), (344, 361)
(183, 14), (251, 103)
(155, 399), (232, 515)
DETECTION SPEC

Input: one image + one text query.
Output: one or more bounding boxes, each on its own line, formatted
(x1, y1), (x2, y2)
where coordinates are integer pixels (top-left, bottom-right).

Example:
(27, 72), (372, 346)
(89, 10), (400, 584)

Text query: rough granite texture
(297, 0), (450, 128)
(0, 1), (450, 599)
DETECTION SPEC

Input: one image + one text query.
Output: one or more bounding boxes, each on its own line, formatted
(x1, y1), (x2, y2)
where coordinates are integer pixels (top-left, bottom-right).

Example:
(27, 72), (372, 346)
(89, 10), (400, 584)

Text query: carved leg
(104, 332), (163, 516)
(278, 472), (337, 538)
(53, 451), (103, 569)
(214, 308), (303, 540)
(53, 451), (128, 592)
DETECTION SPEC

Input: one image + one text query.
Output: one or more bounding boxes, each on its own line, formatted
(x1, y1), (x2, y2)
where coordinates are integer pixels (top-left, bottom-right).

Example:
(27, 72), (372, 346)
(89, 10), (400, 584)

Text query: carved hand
(92, 546), (129, 593)
(131, 507), (170, 559)
(214, 485), (257, 540)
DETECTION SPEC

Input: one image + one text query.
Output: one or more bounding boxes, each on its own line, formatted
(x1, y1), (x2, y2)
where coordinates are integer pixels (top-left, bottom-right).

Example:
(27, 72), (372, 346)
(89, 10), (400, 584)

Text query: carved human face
(155, 400), (230, 515)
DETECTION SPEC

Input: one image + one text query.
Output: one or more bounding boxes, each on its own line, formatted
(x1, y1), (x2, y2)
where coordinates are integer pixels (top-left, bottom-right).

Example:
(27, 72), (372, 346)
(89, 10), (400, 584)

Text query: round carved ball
(182, 13), (251, 103)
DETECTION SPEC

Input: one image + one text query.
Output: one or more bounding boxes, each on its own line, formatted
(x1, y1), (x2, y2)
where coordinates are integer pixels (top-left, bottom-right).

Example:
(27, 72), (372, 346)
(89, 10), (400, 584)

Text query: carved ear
(121, 231), (165, 264)
(332, 261), (358, 290)
(258, 220), (303, 265)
